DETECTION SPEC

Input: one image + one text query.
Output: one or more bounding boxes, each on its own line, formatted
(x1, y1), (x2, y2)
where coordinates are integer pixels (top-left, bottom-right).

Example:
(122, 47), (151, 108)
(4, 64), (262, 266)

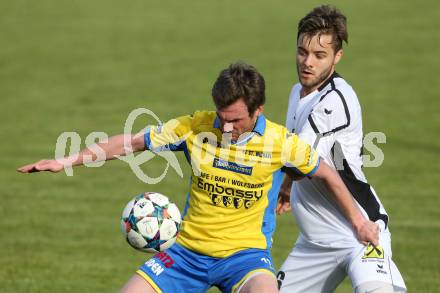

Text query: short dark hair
(297, 5), (348, 52)
(212, 62), (265, 116)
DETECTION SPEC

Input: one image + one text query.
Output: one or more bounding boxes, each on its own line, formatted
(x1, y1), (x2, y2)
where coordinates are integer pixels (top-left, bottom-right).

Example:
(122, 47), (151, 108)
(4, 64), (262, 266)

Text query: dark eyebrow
(298, 46), (326, 53)
(298, 46), (328, 55)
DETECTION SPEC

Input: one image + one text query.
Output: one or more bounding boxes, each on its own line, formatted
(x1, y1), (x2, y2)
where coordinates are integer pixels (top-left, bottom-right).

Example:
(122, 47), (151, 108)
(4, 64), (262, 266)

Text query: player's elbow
(312, 160), (337, 182)
(130, 133), (146, 152)
(313, 161), (346, 193)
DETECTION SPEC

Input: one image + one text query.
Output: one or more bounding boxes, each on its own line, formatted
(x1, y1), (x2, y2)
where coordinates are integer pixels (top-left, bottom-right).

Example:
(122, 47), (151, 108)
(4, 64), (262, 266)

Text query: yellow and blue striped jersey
(144, 111), (319, 258)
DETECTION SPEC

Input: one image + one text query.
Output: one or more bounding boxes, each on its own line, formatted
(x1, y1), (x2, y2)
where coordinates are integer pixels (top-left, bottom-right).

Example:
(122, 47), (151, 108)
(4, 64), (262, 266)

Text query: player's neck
(300, 87), (315, 98)
(299, 70), (335, 98)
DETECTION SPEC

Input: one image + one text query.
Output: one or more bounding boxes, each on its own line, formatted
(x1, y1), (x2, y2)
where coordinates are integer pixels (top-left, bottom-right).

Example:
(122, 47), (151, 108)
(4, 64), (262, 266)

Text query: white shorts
(277, 229), (406, 292)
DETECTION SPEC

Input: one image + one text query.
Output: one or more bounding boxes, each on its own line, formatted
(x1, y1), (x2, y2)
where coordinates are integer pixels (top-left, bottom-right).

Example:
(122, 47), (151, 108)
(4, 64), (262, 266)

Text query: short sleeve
(285, 84), (300, 131)
(298, 91), (350, 157)
(144, 115), (193, 152)
(306, 91), (350, 136)
(282, 132), (321, 177)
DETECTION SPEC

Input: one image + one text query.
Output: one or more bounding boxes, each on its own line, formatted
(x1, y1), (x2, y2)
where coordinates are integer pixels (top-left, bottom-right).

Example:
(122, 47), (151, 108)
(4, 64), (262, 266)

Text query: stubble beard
(297, 63), (334, 94)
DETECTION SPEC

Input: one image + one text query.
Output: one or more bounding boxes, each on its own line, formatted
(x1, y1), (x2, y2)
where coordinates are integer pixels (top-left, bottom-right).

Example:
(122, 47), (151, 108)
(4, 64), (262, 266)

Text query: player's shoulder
(188, 110), (217, 132)
(289, 83), (302, 96)
(168, 110), (216, 134)
(190, 110), (216, 123)
(315, 73), (360, 111)
(263, 117), (296, 142)
(264, 116), (287, 132)
(287, 83), (301, 102)
(308, 73), (363, 135)
(173, 110), (215, 125)
(332, 76), (358, 101)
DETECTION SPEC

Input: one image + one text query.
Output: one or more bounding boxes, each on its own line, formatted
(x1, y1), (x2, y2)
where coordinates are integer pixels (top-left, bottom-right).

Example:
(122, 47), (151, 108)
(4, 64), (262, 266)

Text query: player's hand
(17, 159), (64, 173)
(276, 175), (294, 215)
(354, 219), (379, 247)
(276, 192), (291, 215)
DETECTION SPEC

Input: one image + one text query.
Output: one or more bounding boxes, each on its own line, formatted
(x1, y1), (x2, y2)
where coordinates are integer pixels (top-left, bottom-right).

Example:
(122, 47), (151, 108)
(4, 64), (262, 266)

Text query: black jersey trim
(307, 72), (350, 136)
(328, 88), (351, 134)
(308, 115), (320, 134)
(318, 71), (341, 92)
(331, 142), (389, 227)
(319, 89), (333, 102)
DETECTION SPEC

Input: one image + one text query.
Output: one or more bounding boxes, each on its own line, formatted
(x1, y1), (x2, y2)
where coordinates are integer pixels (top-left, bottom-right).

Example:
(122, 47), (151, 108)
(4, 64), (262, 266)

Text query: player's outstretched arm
(311, 161), (379, 246)
(17, 132), (146, 173)
(17, 159), (65, 173)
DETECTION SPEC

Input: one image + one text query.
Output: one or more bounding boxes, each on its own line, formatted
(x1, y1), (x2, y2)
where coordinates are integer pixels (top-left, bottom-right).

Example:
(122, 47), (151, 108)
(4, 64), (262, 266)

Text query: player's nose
(304, 54), (314, 67)
(222, 122), (233, 133)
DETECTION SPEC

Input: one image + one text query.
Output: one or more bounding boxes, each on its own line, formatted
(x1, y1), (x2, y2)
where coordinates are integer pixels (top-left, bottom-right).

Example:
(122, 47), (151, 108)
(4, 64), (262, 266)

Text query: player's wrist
(350, 214), (368, 233)
(56, 156), (77, 167)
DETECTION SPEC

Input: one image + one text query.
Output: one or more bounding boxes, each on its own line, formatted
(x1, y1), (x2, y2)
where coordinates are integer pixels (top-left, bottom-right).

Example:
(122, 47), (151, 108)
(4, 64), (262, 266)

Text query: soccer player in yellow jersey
(18, 62), (379, 293)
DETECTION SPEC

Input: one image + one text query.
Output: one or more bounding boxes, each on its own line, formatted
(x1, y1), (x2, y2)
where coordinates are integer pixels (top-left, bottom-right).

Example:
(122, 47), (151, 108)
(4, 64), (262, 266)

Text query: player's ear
(334, 49), (343, 65)
(253, 105), (264, 117)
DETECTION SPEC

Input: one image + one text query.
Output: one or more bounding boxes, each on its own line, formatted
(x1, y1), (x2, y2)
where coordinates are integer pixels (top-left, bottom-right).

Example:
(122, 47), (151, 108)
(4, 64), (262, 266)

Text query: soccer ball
(121, 192), (181, 253)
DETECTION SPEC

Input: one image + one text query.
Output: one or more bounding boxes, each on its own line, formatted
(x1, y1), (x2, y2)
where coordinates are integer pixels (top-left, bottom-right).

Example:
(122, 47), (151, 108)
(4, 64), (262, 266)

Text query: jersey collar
(213, 113), (266, 136)
(252, 113), (266, 136)
(317, 71), (341, 92)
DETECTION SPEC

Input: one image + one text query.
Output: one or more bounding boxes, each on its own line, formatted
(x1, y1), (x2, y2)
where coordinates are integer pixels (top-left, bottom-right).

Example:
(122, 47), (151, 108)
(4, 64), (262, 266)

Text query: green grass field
(1, 0), (439, 292)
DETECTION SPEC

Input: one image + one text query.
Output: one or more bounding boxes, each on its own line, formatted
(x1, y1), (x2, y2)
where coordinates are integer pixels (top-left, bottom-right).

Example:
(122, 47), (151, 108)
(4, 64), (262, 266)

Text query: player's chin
(299, 77), (316, 87)
(230, 133), (239, 141)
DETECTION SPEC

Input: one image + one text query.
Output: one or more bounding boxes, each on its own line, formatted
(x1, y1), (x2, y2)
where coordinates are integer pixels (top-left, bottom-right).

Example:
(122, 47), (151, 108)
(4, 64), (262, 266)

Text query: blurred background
(1, 0), (439, 292)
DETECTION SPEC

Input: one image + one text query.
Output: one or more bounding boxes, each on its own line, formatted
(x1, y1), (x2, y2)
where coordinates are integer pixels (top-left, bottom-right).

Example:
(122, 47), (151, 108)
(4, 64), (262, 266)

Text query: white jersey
(286, 72), (389, 247)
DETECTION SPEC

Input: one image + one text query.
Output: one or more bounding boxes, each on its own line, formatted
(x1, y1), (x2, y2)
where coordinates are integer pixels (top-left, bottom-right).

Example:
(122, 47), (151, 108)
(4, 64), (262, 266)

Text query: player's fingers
(17, 159), (58, 173)
(17, 165), (29, 172)
(17, 163), (38, 173)
(277, 203), (291, 215)
(36, 160), (58, 172)
(276, 203), (286, 215)
(29, 160), (50, 172)
(276, 203), (282, 215)
(371, 234), (379, 247)
(367, 234), (378, 247)
(371, 223), (380, 246)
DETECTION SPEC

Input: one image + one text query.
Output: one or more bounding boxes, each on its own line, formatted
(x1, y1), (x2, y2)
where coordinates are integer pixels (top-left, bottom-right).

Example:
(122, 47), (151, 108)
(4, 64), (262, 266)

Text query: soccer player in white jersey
(276, 5), (406, 293)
